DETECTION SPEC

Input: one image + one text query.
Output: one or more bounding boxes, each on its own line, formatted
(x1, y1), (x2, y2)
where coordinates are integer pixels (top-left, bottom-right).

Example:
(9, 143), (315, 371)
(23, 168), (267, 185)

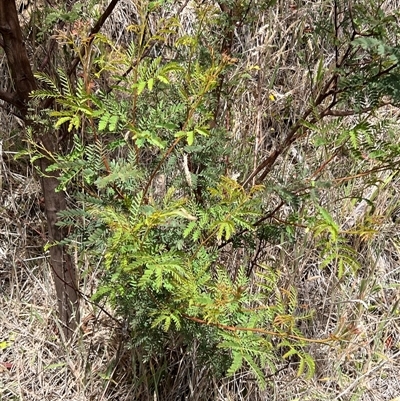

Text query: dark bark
(0, 1), (36, 109)
(1, 0), (123, 340)
(0, 0), (79, 339)
(38, 133), (80, 338)
(0, 89), (20, 107)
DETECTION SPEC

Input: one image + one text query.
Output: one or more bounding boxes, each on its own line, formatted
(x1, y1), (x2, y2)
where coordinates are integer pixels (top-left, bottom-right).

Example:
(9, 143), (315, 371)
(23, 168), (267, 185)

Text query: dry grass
(1, 0), (400, 400)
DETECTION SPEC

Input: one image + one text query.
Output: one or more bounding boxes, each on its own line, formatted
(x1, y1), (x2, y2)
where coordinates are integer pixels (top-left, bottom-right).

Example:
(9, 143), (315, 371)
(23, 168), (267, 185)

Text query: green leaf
(109, 115), (119, 131)
(147, 78), (154, 91)
(216, 220), (235, 240)
(187, 130), (194, 145)
(282, 348), (298, 359)
(137, 81), (146, 95)
(163, 316), (171, 331)
(148, 132), (166, 149)
(297, 355), (306, 376)
(69, 115), (80, 131)
(174, 130), (187, 138)
(244, 354), (266, 389)
(171, 208), (197, 220)
(99, 112), (110, 131)
(54, 116), (72, 128)
(44, 362), (66, 370)
(306, 361), (316, 379)
(195, 127), (209, 136)
(183, 221), (197, 238)
(227, 351), (243, 376)
(157, 74), (169, 84)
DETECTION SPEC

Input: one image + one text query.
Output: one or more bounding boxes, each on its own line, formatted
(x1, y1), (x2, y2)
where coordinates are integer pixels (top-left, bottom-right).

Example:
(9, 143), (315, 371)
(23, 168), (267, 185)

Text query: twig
(334, 350), (400, 400)
(68, 0), (121, 76)
(182, 313), (336, 344)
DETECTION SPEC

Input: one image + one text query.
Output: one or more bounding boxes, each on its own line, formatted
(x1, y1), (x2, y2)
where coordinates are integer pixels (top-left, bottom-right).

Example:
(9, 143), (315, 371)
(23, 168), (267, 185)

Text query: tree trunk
(0, 0), (79, 339)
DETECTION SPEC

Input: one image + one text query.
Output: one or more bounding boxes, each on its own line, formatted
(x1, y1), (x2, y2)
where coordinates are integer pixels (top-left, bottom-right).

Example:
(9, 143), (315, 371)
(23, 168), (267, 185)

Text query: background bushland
(1, 0), (400, 400)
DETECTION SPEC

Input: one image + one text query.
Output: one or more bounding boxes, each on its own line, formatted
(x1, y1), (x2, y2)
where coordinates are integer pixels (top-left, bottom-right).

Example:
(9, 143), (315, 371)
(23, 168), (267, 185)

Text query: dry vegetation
(1, 0), (400, 400)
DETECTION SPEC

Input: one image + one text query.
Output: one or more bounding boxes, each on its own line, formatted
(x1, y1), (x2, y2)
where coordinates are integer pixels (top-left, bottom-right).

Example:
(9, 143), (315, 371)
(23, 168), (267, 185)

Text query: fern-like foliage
(30, 16), (332, 389)
(312, 207), (361, 278)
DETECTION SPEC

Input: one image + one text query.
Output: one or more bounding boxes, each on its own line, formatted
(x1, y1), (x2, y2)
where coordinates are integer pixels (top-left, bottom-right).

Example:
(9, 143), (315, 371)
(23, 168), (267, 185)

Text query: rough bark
(38, 134), (80, 338)
(0, 0), (79, 339)
(0, 0), (35, 108)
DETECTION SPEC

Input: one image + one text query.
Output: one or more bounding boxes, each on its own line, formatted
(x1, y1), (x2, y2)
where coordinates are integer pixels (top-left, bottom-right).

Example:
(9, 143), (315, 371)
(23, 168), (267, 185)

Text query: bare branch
(322, 102), (392, 117)
(0, 90), (19, 107)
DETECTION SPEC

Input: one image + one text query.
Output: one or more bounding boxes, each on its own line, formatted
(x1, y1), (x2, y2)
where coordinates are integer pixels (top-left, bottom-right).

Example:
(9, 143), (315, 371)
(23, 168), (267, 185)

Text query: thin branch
(321, 102), (392, 117)
(218, 192), (310, 251)
(369, 62), (399, 81)
(334, 164), (395, 183)
(41, 0), (122, 109)
(142, 137), (181, 200)
(334, 0), (339, 67)
(333, 351), (400, 400)
(68, 0), (121, 76)
(38, 36), (59, 72)
(182, 313), (336, 344)
(177, 0), (191, 14)
(309, 147), (342, 180)
(0, 90), (19, 107)
(242, 74), (339, 187)
(0, 98), (23, 118)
